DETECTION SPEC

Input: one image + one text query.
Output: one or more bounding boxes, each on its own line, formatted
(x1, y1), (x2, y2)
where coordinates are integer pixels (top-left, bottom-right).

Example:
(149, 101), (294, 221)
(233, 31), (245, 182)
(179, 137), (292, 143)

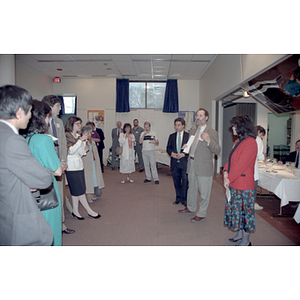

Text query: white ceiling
(15, 54), (217, 81)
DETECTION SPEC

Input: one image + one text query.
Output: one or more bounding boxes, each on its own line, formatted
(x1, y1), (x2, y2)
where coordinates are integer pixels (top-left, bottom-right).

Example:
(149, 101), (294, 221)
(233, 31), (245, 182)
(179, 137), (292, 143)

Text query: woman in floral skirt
(223, 115), (257, 246)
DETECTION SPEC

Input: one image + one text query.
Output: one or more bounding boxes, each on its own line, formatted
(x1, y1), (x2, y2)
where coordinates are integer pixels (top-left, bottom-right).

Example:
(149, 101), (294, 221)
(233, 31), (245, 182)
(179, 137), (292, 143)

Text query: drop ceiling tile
(172, 54), (193, 61)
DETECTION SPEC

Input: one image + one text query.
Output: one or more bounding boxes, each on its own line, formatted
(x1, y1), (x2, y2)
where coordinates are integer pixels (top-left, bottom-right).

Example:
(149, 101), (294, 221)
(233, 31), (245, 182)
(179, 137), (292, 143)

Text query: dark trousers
(98, 147), (104, 172)
(172, 162), (188, 204)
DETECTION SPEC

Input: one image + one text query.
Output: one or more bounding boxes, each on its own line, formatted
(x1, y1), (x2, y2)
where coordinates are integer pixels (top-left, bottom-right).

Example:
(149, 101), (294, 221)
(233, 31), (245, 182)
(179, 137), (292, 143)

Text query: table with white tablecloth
(258, 167), (300, 223)
(155, 149), (170, 166)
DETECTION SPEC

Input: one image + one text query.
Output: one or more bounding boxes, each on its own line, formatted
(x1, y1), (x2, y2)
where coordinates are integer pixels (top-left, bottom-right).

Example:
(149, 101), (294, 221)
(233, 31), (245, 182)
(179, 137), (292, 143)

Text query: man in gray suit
(111, 121), (122, 170)
(178, 108), (221, 223)
(0, 85), (53, 245)
(42, 95), (75, 234)
(132, 119), (144, 172)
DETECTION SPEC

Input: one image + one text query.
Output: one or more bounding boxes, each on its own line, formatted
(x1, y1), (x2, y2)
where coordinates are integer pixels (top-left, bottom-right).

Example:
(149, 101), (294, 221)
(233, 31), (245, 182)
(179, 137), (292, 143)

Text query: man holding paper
(166, 117), (189, 206)
(178, 108), (221, 223)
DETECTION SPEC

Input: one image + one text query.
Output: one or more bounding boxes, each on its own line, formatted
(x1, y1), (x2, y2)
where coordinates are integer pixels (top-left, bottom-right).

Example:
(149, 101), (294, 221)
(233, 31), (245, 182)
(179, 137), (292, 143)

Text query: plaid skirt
(224, 187), (256, 233)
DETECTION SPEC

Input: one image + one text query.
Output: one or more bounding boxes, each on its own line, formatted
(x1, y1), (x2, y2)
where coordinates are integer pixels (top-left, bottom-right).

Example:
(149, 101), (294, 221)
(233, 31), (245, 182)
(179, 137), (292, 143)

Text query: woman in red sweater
(223, 115), (257, 246)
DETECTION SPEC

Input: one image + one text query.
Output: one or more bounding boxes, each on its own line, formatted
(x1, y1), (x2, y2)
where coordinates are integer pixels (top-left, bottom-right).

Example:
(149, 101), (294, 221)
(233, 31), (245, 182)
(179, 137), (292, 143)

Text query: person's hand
(177, 153), (185, 159)
(61, 161), (68, 172)
(171, 152), (179, 159)
(278, 161), (283, 165)
(200, 132), (210, 144)
(224, 177), (230, 189)
(182, 143), (188, 149)
(80, 134), (87, 142)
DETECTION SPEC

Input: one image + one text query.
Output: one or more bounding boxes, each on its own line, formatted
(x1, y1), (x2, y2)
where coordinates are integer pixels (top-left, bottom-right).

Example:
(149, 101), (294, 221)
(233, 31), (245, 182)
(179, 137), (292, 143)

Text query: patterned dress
(224, 187), (256, 233)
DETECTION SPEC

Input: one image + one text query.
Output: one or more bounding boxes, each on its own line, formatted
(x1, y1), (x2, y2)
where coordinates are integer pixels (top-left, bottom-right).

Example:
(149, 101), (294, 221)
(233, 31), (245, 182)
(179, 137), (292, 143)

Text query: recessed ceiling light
(57, 68), (63, 71)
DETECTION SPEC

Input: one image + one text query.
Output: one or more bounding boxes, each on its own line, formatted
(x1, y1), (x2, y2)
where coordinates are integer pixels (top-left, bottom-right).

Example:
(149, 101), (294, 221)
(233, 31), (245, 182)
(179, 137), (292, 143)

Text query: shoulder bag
(27, 133), (59, 211)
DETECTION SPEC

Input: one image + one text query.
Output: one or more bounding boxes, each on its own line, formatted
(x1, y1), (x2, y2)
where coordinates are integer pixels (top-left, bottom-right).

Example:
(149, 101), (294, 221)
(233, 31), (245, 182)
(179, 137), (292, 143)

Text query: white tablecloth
(155, 149), (170, 166)
(258, 168), (300, 223)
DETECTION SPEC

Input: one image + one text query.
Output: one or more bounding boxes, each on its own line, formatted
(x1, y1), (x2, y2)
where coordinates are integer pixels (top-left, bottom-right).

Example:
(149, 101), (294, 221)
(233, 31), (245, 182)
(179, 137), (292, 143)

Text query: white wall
(15, 60), (53, 99)
(53, 78), (200, 161)
(199, 54), (290, 170)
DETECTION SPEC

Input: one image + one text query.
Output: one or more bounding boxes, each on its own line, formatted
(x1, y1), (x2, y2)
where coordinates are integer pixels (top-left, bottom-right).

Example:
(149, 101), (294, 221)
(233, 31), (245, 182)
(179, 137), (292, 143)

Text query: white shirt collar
(0, 119), (19, 134)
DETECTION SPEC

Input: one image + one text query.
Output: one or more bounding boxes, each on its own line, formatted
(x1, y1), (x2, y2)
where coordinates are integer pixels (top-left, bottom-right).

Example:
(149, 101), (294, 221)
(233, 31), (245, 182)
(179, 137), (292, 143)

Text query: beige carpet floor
(62, 165), (295, 246)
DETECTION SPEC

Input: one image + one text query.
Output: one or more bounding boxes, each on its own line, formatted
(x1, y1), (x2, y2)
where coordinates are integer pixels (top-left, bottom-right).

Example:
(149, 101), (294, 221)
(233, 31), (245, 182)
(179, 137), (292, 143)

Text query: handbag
(34, 183), (59, 211)
(27, 133), (59, 211)
(115, 146), (123, 156)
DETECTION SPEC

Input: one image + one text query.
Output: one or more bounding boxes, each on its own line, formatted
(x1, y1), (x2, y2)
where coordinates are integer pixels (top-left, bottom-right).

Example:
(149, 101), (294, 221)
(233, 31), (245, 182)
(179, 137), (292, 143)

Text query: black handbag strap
(27, 132), (37, 145)
(227, 136), (246, 173)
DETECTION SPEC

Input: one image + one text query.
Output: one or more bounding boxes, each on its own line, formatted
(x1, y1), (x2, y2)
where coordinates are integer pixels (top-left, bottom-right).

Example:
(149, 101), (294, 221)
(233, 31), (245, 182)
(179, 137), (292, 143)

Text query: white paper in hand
(226, 187), (231, 202)
(183, 135), (195, 154)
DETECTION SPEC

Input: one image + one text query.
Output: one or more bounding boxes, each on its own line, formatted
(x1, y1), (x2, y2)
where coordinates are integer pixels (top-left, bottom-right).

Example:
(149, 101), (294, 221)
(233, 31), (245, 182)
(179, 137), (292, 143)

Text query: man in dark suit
(0, 85), (53, 245)
(96, 126), (105, 172)
(111, 121), (122, 170)
(280, 140), (300, 167)
(166, 117), (189, 206)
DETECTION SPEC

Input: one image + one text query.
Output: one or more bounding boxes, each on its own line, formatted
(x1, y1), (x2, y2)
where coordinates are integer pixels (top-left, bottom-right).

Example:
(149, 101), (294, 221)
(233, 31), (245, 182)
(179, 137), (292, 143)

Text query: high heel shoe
(127, 177), (134, 183)
(88, 213), (101, 219)
(72, 213), (84, 220)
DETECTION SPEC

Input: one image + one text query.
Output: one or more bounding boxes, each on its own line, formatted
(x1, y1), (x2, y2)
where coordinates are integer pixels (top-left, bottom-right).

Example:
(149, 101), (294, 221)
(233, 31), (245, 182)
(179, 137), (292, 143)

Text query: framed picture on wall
(87, 110), (105, 131)
(178, 111), (195, 131)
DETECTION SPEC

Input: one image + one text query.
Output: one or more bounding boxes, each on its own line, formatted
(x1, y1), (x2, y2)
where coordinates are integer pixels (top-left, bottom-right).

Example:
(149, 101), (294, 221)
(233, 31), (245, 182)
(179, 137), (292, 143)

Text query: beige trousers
(187, 160), (213, 218)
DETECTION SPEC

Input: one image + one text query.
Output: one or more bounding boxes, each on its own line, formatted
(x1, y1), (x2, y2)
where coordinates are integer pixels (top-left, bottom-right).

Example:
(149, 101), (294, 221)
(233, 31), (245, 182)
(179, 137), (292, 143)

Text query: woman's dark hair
(86, 121), (95, 128)
(123, 123), (132, 133)
(230, 115), (256, 138)
(0, 85), (33, 119)
(26, 100), (51, 134)
(255, 125), (266, 136)
(65, 116), (82, 133)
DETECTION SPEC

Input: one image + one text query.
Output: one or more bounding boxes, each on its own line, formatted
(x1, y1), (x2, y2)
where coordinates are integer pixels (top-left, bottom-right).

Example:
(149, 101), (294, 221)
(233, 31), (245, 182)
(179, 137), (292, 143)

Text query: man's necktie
(177, 132), (182, 154)
(51, 118), (59, 157)
(296, 152), (299, 168)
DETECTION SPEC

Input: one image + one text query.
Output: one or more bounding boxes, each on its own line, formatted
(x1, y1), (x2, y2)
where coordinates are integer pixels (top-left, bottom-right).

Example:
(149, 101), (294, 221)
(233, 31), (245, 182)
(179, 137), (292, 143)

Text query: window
(129, 81), (166, 109)
(62, 95), (76, 114)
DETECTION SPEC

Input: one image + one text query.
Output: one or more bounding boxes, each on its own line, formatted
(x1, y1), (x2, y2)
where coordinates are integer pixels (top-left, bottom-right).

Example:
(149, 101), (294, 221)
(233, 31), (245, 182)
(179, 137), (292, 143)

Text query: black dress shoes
(88, 213), (101, 219)
(62, 228), (75, 234)
(72, 213), (84, 220)
(228, 238), (242, 242)
(139, 169), (144, 172)
(144, 179), (151, 183)
(173, 201), (180, 205)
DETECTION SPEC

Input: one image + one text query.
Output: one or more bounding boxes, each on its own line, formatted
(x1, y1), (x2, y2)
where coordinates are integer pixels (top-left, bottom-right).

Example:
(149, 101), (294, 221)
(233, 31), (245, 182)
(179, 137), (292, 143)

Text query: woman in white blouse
(118, 123), (136, 183)
(65, 116), (100, 220)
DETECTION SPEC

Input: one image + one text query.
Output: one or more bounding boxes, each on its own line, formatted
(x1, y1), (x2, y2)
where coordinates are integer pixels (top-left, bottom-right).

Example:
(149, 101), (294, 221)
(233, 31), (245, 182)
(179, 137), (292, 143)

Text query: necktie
(177, 132), (182, 154)
(118, 129), (120, 137)
(296, 152), (299, 168)
(51, 118), (59, 157)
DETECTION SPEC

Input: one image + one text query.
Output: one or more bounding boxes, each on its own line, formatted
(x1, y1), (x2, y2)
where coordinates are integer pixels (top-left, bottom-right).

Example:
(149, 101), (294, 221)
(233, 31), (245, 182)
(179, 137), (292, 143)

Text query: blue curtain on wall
(116, 78), (130, 112)
(163, 79), (178, 113)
